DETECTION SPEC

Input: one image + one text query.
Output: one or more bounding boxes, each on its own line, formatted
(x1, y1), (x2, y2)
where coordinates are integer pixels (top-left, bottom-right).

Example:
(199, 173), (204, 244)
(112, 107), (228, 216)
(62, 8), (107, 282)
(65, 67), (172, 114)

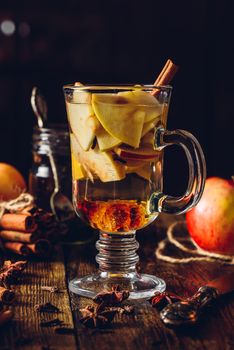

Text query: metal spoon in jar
(31, 86), (48, 128)
(48, 150), (75, 222)
(30, 87), (74, 221)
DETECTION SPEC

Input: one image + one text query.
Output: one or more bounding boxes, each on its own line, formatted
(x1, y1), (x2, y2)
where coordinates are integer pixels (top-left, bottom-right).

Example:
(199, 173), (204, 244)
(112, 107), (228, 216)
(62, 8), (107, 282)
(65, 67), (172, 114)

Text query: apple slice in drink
(66, 102), (100, 151)
(72, 91), (92, 104)
(140, 131), (154, 146)
(118, 90), (163, 123)
(142, 118), (159, 137)
(115, 145), (159, 161)
(92, 94), (145, 148)
(71, 134), (125, 182)
(134, 163), (151, 180)
(71, 153), (87, 180)
(72, 82), (92, 104)
(125, 159), (145, 173)
(125, 159), (152, 180)
(96, 125), (121, 151)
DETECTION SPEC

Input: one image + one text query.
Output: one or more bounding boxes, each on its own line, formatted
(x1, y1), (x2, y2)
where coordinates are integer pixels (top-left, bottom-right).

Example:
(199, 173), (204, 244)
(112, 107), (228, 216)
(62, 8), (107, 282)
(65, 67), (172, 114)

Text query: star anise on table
(107, 305), (135, 315)
(93, 285), (130, 306)
(149, 291), (184, 309)
(79, 285), (133, 328)
(79, 304), (117, 328)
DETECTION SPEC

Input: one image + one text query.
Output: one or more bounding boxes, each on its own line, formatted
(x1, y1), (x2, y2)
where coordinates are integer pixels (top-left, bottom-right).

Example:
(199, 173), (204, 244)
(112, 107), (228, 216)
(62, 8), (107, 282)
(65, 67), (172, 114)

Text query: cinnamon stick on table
(151, 59), (179, 96)
(0, 214), (37, 232)
(3, 242), (31, 256)
(0, 230), (36, 243)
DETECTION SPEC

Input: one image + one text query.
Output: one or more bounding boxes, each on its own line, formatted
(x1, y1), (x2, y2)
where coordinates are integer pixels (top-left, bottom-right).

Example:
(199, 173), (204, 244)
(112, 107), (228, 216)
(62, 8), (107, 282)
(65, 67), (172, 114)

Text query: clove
(34, 302), (60, 313)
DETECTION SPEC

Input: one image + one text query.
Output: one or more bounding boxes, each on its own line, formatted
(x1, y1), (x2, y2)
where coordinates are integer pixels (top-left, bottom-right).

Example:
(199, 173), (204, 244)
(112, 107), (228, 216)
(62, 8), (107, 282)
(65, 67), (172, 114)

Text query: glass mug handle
(149, 127), (206, 215)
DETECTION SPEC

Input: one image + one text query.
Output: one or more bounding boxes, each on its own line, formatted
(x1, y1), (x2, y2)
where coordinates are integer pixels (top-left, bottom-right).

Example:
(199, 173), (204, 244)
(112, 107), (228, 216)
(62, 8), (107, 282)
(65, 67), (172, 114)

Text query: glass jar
(29, 125), (71, 211)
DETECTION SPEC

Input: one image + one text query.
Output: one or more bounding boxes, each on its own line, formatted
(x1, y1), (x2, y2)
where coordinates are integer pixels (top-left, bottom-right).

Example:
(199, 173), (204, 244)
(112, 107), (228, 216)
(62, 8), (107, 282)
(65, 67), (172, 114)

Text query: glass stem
(96, 231), (139, 277)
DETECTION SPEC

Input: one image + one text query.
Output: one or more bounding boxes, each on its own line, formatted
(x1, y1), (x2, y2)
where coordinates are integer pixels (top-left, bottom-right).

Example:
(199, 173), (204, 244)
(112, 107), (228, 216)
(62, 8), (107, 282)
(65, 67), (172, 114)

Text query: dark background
(0, 0), (233, 195)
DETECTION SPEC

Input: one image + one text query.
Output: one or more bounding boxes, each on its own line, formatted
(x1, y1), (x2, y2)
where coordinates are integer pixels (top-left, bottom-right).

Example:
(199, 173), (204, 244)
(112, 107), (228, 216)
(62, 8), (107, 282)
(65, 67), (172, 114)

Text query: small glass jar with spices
(28, 124), (95, 243)
(29, 124), (71, 212)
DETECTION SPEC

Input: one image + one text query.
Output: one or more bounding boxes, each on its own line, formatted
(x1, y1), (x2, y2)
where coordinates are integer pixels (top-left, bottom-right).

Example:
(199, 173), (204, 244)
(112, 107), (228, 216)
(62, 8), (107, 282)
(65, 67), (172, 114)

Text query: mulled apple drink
(65, 87), (168, 233)
(63, 81), (206, 299)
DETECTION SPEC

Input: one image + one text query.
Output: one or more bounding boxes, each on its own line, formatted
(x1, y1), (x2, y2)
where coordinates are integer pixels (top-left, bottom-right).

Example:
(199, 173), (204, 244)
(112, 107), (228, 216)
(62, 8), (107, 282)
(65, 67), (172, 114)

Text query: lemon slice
(92, 94), (145, 148)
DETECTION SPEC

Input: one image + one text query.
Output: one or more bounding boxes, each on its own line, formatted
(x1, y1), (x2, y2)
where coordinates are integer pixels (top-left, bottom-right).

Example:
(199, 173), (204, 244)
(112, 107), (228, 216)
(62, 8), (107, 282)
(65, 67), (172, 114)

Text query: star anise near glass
(79, 304), (117, 328)
(149, 291), (184, 310)
(79, 285), (132, 328)
(93, 285), (129, 306)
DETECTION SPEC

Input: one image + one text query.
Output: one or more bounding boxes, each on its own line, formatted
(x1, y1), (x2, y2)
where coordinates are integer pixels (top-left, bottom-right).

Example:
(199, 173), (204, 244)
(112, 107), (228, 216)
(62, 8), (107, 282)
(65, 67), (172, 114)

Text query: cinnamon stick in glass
(0, 287), (16, 305)
(0, 230), (36, 243)
(3, 242), (31, 256)
(0, 213), (37, 232)
(151, 59), (179, 96)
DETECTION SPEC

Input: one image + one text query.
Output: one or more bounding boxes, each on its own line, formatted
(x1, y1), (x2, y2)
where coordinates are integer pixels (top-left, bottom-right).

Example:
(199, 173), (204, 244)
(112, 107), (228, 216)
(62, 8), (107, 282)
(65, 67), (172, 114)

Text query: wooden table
(0, 214), (233, 350)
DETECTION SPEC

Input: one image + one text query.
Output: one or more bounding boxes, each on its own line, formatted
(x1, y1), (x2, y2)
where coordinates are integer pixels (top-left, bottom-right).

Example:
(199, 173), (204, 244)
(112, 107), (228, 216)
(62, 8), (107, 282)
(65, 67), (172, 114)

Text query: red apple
(186, 177), (234, 255)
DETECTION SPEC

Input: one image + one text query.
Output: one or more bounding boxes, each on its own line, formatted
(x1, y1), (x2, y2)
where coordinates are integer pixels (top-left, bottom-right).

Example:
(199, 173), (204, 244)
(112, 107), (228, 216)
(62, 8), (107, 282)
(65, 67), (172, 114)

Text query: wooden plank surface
(1, 214), (233, 350)
(64, 214), (234, 350)
(0, 248), (77, 350)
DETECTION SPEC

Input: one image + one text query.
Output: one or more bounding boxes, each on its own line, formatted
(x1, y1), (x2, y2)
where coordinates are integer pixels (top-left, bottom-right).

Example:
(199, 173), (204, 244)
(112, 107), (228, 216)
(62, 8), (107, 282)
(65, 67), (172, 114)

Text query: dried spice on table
(106, 305), (135, 315)
(0, 206), (62, 257)
(79, 304), (117, 328)
(79, 286), (133, 329)
(0, 259), (26, 319)
(93, 285), (130, 306)
(41, 285), (61, 293)
(0, 260), (27, 287)
(149, 291), (184, 309)
(34, 302), (60, 313)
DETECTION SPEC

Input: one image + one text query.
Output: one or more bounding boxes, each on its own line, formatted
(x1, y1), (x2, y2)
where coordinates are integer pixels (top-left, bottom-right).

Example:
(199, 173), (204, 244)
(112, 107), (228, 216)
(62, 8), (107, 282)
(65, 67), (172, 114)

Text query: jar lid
(32, 124), (69, 155)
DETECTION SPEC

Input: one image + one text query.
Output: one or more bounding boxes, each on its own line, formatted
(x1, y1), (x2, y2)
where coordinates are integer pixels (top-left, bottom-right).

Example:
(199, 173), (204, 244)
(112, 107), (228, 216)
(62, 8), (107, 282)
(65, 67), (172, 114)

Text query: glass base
(69, 272), (166, 300)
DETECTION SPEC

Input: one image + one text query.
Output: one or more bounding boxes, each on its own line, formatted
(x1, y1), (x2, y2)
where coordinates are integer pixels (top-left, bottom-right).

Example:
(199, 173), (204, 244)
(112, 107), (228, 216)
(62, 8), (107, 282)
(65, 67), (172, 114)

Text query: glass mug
(63, 84), (206, 299)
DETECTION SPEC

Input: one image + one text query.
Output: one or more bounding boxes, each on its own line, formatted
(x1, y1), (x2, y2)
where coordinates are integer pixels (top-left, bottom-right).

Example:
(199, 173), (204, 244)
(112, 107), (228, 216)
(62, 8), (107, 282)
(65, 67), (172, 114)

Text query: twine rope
(0, 193), (34, 220)
(155, 220), (234, 265)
